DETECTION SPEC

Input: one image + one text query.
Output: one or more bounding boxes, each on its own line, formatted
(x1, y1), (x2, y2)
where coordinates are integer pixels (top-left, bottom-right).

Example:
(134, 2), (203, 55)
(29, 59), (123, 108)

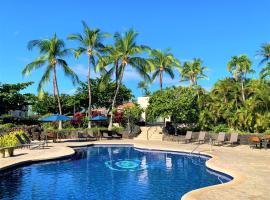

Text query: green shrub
(212, 124), (229, 133)
(0, 130), (25, 147)
(0, 123), (16, 133)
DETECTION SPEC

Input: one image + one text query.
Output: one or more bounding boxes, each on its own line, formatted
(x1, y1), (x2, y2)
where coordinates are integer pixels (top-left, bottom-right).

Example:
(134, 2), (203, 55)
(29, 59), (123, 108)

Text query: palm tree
(106, 29), (150, 130)
(260, 62), (270, 80)
(97, 45), (122, 83)
(67, 21), (109, 128)
(22, 33), (79, 129)
(147, 49), (180, 90)
(137, 81), (149, 96)
(227, 55), (253, 102)
(179, 58), (208, 86)
(257, 43), (270, 65)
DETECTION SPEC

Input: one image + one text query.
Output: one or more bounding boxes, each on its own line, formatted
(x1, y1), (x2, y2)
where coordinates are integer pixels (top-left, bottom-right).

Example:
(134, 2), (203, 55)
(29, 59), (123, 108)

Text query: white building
(137, 96), (171, 123)
(137, 96), (149, 121)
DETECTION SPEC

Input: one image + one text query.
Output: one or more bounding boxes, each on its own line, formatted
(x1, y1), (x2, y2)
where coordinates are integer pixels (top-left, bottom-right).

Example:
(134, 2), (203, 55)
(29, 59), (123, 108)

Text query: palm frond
(22, 55), (48, 76)
(57, 59), (79, 85)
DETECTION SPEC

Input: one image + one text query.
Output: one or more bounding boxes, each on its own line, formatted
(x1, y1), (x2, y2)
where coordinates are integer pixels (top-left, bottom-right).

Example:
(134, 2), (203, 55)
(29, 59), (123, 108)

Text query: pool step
(134, 126), (163, 141)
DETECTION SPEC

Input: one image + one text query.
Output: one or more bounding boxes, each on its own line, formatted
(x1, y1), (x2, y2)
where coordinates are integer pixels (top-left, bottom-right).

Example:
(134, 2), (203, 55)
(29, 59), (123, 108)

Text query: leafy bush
(212, 124), (229, 133)
(0, 130), (25, 147)
(146, 87), (199, 124)
(0, 123), (16, 134)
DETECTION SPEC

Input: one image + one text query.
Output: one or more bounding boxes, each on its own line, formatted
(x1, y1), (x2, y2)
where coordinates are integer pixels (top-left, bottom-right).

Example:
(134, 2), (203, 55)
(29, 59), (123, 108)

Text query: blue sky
(0, 0), (270, 97)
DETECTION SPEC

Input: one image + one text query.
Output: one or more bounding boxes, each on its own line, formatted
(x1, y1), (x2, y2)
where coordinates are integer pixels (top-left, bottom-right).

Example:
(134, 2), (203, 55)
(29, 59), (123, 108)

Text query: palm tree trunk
(115, 60), (119, 83)
(53, 66), (63, 129)
(108, 64), (126, 130)
(241, 79), (245, 102)
(160, 71), (163, 90)
(88, 55), (92, 128)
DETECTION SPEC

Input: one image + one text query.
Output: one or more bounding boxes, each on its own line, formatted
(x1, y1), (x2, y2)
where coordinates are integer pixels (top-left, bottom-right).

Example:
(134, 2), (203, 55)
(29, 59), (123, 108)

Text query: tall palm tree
(67, 21), (109, 128)
(147, 49), (180, 90)
(179, 58), (208, 86)
(257, 43), (270, 65)
(22, 33), (79, 129)
(106, 29), (150, 130)
(260, 62), (270, 80)
(227, 55), (253, 102)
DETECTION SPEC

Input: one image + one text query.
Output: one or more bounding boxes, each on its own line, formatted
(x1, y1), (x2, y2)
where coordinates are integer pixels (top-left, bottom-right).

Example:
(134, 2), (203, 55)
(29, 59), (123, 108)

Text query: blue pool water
(0, 145), (232, 200)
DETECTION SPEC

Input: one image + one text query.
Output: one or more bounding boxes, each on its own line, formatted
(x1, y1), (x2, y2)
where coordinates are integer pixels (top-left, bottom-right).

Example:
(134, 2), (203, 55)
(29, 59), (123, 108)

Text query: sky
(0, 0), (270, 97)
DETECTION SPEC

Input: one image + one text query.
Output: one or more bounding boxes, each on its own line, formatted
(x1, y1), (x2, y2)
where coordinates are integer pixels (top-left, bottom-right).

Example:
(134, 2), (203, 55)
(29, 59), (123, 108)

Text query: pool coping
(0, 141), (243, 200)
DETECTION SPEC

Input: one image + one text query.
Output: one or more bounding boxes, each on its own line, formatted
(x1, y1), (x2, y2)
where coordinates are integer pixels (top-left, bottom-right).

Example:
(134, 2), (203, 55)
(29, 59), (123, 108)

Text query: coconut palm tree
(67, 21), (109, 128)
(179, 58), (208, 86)
(96, 45), (122, 83)
(227, 55), (253, 102)
(22, 33), (79, 129)
(260, 62), (270, 80)
(107, 29), (150, 130)
(147, 49), (180, 90)
(257, 43), (270, 65)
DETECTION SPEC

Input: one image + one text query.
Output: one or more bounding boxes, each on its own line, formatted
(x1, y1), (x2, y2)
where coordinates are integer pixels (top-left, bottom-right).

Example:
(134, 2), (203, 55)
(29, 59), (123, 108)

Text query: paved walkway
(1, 140), (270, 200)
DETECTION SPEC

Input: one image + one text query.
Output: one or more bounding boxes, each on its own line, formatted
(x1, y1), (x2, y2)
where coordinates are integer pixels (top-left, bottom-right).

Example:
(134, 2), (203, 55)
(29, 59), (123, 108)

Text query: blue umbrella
(39, 114), (72, 122)
(90, 115), (108, 121)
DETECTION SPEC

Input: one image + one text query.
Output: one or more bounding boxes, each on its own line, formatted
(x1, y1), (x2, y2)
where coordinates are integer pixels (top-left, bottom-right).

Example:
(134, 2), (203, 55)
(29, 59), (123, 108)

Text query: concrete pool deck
(0, 139), (270, 200)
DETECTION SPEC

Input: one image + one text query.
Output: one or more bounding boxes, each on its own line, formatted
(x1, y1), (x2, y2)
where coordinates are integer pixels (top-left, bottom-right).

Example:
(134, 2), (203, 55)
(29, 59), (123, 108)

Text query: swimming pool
(0, 145), (232, 200)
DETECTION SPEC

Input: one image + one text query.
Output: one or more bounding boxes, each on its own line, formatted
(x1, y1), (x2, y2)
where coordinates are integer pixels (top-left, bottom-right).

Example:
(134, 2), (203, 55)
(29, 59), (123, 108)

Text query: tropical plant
(227, 55), (253, 102)
(0, 82), (33, 115)
(257, 43), (270, 65)
(68, 21), (109, 128)
(260, 62), (270, 80)
(146, 87), (199, 125)
(147, 49), (180, 90)
(137, 81), (150, 96)
(179, 58), (208, 86)
(22, 34), (79, 129)
(75, 77), (133, 110)
(104, 29), (150, 130)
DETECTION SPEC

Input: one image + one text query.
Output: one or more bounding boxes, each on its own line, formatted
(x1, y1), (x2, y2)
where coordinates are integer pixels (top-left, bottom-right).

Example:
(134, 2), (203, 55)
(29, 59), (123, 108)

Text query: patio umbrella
(39, 114), (72, 122)
(39, 114), (72, 142)
(90, 115), (108, 121)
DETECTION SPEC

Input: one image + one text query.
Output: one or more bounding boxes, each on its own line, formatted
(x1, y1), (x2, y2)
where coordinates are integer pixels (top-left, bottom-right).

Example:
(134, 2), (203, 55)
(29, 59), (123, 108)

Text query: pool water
(0, 145), (232, 200)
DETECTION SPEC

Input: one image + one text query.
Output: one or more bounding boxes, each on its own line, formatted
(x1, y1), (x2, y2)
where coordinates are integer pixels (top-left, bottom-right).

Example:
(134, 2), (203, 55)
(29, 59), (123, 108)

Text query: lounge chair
(22, 133), (46, 147)
(184, 131), (193, 143)
(78, 131), (97, 141)
(196, 131), (206, 144)
(111, 131), (122, 139)
(213, 132), (226, 145)
(226, 133), (239, 146)
(101, 131), (113, 139)
(249, 136), (261, 149)
(15, 134), (44, 149)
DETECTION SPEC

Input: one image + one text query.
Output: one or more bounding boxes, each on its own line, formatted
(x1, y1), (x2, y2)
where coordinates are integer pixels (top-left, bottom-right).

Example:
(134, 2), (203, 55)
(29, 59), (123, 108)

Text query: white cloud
(72, 64), (101, 78)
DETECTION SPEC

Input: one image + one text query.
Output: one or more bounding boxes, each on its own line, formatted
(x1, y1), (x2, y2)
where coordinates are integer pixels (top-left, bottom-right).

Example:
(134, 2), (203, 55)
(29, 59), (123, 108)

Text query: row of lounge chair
(77, 130), (122, 141)
(183, 131), (239, 146)
(15, 133), (46, 149)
